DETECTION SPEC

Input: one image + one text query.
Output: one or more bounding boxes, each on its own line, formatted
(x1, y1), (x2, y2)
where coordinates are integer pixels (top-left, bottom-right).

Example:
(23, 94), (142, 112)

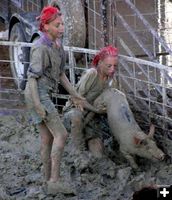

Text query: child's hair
(36, 6), (61, 31)
(92, 45), (118, 67)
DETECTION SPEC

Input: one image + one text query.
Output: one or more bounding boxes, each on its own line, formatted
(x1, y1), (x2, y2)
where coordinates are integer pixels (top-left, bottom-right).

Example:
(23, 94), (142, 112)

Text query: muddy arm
(28, 77), (40, 106)
(60, 72), (86, 111)
(60, 72), (80, 98)
(83, 96), (107, 126)
(82, 100), (105, 113)
(60, 72), (105, 113)
(28, 77), (46, 118)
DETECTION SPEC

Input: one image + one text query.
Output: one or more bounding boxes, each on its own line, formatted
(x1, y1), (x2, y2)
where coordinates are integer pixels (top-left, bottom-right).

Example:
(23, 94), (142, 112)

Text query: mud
(0, 31), (172, 199)
(0, 112), (172, 200)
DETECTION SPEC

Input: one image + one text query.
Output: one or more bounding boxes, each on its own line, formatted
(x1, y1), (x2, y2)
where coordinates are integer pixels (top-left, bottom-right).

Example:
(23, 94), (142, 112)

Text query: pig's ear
(133, 137), (147, 146)
(133, 136), (142, 145)
(148, 124), (155, 138)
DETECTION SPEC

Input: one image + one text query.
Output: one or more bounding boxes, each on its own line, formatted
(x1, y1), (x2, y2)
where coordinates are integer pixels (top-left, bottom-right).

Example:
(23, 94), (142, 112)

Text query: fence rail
(0, 41), (172, 134)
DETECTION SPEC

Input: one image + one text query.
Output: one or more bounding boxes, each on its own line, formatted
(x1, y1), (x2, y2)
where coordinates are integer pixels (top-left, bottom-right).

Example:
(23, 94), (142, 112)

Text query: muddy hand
(81, 100), (105, 113)
(35, 103), (46, 119)
(95, 104), (106, 114)
(71, 95), (86, 112)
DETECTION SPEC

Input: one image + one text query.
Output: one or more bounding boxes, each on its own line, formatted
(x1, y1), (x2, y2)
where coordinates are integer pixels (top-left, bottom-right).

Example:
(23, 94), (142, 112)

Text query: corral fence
(0, 41), (172, 136)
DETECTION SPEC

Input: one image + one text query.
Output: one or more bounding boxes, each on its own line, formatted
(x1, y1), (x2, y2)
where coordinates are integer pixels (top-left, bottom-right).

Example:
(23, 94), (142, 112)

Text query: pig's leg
(120, 148), (138, 169)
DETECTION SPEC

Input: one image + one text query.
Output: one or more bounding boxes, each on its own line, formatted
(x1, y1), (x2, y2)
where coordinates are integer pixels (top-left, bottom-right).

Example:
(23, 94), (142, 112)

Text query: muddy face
(98, 56), (118, 78)
(44, 16), (64, 40)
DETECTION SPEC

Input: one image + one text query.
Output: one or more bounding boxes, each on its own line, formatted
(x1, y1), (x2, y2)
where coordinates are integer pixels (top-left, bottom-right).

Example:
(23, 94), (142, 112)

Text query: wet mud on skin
(0, 113), (172, 200)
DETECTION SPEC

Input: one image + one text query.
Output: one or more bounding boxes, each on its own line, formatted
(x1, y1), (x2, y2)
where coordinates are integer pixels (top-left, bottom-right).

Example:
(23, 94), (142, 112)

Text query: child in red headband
(63, 45), (118, 161)
(36, 6), (61, 32)
(25, 5), (87, 194)
(92, 45), (118, 68)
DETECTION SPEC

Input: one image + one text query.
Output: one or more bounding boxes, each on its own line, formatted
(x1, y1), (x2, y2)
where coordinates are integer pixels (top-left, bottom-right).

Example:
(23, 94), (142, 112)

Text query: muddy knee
(51, 136), (66, 159)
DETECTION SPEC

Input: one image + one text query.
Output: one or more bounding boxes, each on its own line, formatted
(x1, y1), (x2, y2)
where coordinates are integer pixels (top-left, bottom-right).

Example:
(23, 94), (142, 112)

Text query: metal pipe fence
(0, 41), (172, 134)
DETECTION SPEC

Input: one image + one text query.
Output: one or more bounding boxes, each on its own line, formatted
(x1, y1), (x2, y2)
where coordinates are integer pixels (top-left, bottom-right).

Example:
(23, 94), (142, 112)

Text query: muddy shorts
(44, 112), (67, 136)
(25, 84), (59, 125)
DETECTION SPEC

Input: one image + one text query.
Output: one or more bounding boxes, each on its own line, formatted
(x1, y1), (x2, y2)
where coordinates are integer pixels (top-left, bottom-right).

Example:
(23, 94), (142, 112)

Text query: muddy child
(63, 46), (165, 168)
(63, 46), (118, 158)
(24, 5), (88, 194)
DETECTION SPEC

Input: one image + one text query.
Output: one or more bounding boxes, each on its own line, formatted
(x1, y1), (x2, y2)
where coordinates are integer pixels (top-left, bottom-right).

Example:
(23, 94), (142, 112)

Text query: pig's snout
(160, 153), (165, 160)
(157, 153), (165, 161)
(151, 151), (165, 161)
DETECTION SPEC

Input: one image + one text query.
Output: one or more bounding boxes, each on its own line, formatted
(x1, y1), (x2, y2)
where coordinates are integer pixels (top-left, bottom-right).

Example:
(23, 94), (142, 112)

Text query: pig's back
(105, 89), (141, 142)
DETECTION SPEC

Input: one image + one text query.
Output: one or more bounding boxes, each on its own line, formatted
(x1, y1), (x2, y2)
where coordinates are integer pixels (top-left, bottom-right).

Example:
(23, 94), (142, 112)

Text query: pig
(86, 88), (165, 169)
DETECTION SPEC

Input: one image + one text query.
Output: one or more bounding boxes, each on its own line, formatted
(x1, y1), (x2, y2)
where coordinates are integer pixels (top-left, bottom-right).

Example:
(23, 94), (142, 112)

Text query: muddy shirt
(63, 68), (117, 111)
(25, 33), (65, 124)
(27, 33), (65, 92)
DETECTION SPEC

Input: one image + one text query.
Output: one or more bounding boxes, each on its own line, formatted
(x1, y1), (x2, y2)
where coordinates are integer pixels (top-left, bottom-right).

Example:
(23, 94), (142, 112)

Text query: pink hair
(92, 45), (118, 67)
(36, 6), (61, 31)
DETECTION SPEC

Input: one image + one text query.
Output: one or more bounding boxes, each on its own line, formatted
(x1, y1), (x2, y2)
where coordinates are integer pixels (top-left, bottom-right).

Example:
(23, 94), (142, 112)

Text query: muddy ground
(0, 112), (172, 200)
(1, 22), (172, 200)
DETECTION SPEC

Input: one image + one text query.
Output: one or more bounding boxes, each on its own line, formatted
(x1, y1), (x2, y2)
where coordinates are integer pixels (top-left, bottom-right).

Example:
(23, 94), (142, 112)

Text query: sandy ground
(0, 113), (172, 200)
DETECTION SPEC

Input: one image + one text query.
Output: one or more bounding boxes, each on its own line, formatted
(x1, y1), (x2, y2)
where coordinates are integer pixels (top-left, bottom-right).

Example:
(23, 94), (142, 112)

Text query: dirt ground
(0, 112), (172, 200)
(0, 22), (172, 200)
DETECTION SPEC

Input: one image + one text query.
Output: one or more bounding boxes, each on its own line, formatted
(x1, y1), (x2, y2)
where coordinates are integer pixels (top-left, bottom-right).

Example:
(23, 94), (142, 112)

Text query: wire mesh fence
(85, 0), (172, 68)
(118, 54), (172, 133)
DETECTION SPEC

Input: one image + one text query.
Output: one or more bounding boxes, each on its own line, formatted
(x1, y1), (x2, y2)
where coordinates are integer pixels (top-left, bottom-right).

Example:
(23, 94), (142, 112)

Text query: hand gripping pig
(86, 88), (165, 169)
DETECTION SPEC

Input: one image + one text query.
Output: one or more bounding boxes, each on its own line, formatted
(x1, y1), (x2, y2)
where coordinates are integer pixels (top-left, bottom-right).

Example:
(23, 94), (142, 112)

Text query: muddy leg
(88, 137), (104, 158)
(70, 109), (85, 151)
(39, 122), (53, 181)
(64, 109), (92, 170)
(45, 113), (68, 182)
(44, 113), (76, 194)
(50, 135), (67, 182)
(121, 148), (138, 169)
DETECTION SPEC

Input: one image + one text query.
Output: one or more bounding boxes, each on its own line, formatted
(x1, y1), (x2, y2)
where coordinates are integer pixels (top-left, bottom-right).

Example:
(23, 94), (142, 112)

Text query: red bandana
(92, 45), (118, 67)
(37, 6), (61, 31)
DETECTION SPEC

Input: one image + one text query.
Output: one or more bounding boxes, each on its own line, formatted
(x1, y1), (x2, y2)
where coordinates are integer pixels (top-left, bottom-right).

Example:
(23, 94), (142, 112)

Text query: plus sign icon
(157, 185), (172, 200)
